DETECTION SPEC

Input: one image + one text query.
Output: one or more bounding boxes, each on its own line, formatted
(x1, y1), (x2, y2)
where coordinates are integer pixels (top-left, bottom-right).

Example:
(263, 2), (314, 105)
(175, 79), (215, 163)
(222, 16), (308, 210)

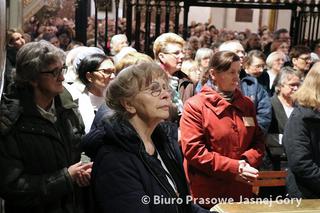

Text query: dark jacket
(257, 71), (272, 97)
(0, 85), (86, 213)
(283, 105), (320, 198)
(240, 76), (272, 134)
(174, 70), (194, 104)
(4, 46), (18, 94)
(90, 102), (114, 130)
(265, 95), (289, 170)
(82, 117), (210, 213)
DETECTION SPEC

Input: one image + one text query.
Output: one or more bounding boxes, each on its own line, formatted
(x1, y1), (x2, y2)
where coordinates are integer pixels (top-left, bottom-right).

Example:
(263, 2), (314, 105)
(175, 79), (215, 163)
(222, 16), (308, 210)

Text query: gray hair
(218, 40), (244, 52)
(106, 62), (168, 119)
(110, 34), (128, 55)
(266, 51), (285, 69)
(195, 48), (214, 66)
(274, 66), (301, 94)
(15, 40), (65, 86)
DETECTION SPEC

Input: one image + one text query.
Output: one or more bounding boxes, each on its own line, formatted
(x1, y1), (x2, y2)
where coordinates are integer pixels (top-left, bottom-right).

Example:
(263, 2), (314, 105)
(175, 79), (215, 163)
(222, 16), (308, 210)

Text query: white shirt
(156, 152), (179, 195)
(89, 92), (105, 112)
(267, 70), (277, 90)
(37, 100), (57, 123)
(283, 104), (294, 119)
(64, 80), (104, 133)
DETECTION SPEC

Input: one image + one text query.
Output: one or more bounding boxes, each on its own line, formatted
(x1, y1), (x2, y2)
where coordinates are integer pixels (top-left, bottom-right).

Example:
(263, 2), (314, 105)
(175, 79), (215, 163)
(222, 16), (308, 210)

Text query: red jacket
(180, 85), (265, 208)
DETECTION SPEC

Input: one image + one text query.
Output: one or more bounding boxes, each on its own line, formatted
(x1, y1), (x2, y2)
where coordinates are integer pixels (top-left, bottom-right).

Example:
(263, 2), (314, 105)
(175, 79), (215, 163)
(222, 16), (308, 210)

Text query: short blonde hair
(293, 62), (320, 108)
(115, 52), (153, 74)
(153, 33), (185, 61)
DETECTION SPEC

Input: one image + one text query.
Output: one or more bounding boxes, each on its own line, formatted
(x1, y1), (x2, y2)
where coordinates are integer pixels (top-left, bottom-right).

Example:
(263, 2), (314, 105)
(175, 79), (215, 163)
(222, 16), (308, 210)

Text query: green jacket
(0, 85), (86, 213)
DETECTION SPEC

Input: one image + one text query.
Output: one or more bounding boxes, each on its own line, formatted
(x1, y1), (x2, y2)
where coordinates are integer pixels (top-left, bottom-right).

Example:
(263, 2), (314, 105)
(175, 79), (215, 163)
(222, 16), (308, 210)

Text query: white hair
(218, 40), (244, 52)
(110, 34), (128, 55)
(266, 51), (285, 69)
(195, 48), (214, 65)
(113, 46), (137, 65)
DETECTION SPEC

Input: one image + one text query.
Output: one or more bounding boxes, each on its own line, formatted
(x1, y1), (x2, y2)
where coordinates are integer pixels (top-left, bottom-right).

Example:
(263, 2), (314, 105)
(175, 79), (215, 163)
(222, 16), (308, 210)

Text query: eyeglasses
(163, 50), (185, 58)
(298, 56), (312, 62)
(283, 83), (300, 90)
(41, 65), (67, 77)
(145, 81), (171, 97)
(94, 68), (115, 77)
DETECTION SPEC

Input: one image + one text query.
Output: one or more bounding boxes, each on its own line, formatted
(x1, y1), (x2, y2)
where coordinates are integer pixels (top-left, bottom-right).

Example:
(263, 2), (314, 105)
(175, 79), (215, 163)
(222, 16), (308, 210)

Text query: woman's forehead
(165, 43), (182, 51)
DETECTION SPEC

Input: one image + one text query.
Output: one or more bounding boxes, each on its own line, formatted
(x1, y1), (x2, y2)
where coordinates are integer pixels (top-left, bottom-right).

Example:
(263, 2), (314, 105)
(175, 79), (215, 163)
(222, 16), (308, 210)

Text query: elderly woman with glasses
(153, 33), (194, 122)
(82, 62), (210, 213)
(264, 67), (302, 171)
(0, 40), (92, 213)
(64, 53), (115, 133)
(180, 51), (265, 209)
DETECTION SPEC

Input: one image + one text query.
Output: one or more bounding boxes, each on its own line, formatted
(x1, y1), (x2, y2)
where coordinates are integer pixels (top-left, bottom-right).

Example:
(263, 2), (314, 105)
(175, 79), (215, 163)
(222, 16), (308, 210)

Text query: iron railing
(76, 0), (320, 54)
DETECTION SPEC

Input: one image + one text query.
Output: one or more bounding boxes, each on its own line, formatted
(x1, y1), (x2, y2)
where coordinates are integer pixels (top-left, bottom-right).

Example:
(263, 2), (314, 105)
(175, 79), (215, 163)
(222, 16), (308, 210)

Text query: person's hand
(76, 162), (93, 187)
(68, 162), (93, 187)
(238, 160), (258, 183)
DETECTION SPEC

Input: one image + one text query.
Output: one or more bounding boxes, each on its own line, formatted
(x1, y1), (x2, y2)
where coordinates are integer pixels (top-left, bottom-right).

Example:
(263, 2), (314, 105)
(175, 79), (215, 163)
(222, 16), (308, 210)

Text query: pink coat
(180, 85), (265, 208)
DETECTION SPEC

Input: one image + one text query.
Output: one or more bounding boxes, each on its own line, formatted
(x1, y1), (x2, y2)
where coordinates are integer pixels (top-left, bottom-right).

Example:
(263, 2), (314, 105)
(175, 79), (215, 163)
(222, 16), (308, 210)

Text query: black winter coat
(0, 85), (86, 213)
(265, 95), (289, 170)
(283, 105), (320, 198)
(82, 116), (210, 213)
(4, 46), (18, 94)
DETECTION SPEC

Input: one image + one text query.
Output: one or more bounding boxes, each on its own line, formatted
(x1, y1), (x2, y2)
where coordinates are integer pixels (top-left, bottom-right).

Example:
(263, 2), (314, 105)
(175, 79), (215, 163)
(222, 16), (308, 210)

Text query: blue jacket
(90, 103), (114, 130)
(240, 76), (272, 134)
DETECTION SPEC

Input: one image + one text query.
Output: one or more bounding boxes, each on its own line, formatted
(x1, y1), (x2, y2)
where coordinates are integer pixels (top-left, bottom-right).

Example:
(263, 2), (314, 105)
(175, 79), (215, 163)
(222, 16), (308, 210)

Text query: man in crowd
(289, 45), (312, 78)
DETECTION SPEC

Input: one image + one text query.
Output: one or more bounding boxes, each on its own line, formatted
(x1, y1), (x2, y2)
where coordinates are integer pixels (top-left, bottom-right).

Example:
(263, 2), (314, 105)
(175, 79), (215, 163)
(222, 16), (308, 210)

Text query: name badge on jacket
(242, 117), (255, 127)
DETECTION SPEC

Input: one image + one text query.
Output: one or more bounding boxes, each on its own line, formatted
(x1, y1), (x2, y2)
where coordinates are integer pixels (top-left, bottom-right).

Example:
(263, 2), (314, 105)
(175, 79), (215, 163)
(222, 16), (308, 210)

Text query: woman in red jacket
(180, 51), (265, 209)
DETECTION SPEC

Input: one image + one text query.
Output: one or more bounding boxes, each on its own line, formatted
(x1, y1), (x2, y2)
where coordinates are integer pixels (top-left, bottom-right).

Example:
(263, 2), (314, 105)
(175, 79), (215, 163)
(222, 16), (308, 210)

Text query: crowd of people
(1, 14), (320, 213)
